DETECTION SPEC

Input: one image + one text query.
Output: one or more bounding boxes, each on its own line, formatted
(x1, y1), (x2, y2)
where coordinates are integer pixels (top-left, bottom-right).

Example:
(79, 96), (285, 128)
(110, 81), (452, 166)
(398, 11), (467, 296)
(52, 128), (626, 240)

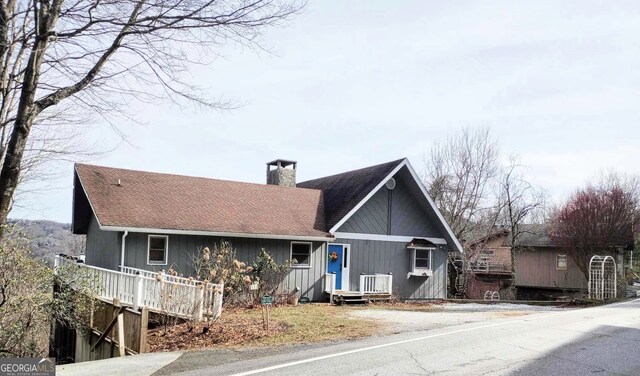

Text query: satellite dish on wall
(385, 178), (396, 190)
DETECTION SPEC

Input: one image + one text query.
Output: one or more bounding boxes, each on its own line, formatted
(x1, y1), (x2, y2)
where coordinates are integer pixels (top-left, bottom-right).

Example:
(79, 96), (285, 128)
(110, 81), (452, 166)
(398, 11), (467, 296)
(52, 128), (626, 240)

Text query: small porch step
(331, 290), (364, 296)
(327, 290), (366, 305)
(338, 298), (368, 305)
(335, 295), (367, 305)
(327, 291), (393, 305)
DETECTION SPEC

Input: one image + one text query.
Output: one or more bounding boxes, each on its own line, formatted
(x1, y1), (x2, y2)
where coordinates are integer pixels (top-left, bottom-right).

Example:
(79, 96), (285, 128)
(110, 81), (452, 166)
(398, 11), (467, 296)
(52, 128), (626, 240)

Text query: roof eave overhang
(99, 225), (334, 242)
(332, 232), (447, 245)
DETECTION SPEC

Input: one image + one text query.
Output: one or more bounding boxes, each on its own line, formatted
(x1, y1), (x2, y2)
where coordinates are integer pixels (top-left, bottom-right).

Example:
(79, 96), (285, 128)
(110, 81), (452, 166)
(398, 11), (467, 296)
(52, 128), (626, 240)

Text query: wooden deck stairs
(324, 273), (393, 305)
(330, 291), (392, 305)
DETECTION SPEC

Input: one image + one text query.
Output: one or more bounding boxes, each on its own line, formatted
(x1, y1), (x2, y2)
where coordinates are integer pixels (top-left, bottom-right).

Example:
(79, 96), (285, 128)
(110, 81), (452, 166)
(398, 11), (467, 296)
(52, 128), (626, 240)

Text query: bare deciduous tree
(0, 0), (305, 226)
(497, 158), (547, 277)
(423, 127), (500, 243)
(424, 128), (549, 298)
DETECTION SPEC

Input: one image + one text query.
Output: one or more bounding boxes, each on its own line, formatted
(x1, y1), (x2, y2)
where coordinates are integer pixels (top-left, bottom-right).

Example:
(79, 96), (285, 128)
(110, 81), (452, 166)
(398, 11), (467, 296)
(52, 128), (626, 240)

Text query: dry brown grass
(148, 304), (380, 352)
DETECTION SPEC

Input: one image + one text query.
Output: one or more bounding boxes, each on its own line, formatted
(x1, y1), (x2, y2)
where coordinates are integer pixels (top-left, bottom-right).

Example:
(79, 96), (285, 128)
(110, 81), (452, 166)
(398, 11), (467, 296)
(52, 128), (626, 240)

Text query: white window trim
(407, 246), (434, 278)
(411, 247), (433, 272)
(556, 254), (568, 270)
(147, 235), (169, 266)
(333, 232), (447, 245)
(290, 241), (312, 268)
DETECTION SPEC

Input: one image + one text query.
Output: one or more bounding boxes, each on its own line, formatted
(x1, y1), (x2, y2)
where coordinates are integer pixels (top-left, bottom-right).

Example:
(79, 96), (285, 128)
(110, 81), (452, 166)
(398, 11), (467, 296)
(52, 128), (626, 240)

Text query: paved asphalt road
(156, 298), (640, 376)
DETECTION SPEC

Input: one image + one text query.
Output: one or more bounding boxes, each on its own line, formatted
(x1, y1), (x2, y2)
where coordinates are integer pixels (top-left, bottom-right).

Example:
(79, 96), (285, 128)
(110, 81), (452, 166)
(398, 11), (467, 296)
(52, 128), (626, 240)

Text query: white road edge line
(229, 298), (640, 376)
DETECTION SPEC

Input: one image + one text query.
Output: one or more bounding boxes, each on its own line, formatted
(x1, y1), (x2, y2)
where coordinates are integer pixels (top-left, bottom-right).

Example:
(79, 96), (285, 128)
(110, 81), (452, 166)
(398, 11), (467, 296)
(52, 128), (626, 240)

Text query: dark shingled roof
(74, 164), (329, 238)
(468, 224), (553, 248)
(296, 159), (405, 231)
(515, 224), (553, 247)
(408, 238), (437, 248)
(469, 223), (633, 249)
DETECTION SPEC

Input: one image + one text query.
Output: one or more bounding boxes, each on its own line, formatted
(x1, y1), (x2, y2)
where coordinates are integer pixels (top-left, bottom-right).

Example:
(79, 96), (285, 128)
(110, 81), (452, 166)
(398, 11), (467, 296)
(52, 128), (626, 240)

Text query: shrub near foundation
(248, 249), (294, 304)
(191, 244), (294, 307)
(191, 242), (252, 306)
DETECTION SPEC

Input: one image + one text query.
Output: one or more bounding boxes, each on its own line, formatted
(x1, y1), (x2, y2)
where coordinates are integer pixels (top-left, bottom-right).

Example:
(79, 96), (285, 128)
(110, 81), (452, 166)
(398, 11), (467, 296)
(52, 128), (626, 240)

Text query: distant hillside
(8, 219), (85, 264)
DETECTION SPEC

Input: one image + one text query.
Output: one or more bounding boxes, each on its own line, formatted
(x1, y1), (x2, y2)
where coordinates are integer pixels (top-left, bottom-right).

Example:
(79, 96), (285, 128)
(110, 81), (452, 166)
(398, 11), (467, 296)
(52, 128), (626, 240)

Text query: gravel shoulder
(348, 302), (572, 333)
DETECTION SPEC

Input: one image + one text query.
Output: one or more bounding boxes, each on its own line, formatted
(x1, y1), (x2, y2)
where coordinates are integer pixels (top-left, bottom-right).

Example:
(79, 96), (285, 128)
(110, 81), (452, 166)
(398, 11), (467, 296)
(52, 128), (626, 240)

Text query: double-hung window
(414, 249), (431, 270)
(290, 242), (312, 267)
(147, 235), (168, 265)
(408, 247), (434, 277)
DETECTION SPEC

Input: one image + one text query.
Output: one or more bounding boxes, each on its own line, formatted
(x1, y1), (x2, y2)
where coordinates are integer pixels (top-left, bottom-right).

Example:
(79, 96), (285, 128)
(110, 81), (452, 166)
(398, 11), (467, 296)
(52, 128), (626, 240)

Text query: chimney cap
(266, 159), (297, 168)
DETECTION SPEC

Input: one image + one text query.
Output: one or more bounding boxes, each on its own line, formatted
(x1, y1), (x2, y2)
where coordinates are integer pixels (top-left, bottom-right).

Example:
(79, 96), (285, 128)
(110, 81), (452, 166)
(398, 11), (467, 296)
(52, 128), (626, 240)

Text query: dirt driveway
(348, 302), (571, 333)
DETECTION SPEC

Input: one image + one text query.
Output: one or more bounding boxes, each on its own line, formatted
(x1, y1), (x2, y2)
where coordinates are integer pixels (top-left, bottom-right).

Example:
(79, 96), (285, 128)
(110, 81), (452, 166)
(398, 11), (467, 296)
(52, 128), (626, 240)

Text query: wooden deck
(328, 290), (392, 305)
(55, 255), (223, 321)
(324, 273), (393, 305)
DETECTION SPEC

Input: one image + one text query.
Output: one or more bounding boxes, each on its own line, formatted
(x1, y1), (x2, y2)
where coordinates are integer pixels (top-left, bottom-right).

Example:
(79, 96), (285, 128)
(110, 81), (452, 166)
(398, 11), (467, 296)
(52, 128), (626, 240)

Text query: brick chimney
(266, 159), (297, 187)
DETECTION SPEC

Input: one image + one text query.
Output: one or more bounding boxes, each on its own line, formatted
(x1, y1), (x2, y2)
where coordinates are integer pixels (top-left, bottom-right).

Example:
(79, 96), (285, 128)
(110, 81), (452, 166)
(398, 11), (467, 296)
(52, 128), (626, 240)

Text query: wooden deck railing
(359, 274), (393, 294)
(119, 265), (201, 286)
(323, 272), (393, 297)
(55, 255), (223, 320)
(468, 259), (510, 274)
(324, 273), (337, 303)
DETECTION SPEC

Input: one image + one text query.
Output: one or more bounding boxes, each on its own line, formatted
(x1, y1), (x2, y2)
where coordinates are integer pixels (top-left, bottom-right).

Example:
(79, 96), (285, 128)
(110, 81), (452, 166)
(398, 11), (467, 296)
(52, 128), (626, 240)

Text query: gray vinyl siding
(338, 167), (443, 238)
(390, 168), (443, 237)
(121, 232), (327, 301)
(84, 214), (120, 270)
(338, 188), (389, 234)
(334, 166), (451, 299)
(336, 238), (447, 299)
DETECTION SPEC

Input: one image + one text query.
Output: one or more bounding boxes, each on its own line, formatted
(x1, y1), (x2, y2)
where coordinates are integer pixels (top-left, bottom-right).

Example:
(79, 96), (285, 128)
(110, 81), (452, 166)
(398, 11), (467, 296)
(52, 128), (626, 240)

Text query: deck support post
(117, 312), (125, 357)
(139, 307), (149, 353)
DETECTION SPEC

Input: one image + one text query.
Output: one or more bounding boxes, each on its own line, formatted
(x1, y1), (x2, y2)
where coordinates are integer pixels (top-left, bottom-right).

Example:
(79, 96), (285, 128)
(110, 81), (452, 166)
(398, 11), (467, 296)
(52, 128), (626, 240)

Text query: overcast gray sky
(13, 1), (640, 223)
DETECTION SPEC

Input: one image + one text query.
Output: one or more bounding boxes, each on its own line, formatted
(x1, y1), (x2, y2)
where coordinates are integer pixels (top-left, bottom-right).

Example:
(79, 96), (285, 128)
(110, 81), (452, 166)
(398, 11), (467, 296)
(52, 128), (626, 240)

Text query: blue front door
(327, 244), (343, 290)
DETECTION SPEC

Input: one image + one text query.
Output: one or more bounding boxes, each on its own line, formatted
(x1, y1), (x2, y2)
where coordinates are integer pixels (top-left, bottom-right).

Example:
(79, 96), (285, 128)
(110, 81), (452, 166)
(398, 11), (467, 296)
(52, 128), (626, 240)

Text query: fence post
(117, 271), (123, 302)
(213, 283), (223, 319)
(53, 255), (60, 274)
(359, 274), (365, 294)
(196, 284), (204, 321)
(133, 272), (143, 310)
(387, 273), (393, 294)
(330, 273), (336, 304)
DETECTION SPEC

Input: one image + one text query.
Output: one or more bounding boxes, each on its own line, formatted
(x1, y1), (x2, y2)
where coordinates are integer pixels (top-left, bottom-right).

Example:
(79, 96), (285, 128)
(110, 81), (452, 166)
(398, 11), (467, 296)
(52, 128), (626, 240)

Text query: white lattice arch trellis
(588, 255), (616, 300)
